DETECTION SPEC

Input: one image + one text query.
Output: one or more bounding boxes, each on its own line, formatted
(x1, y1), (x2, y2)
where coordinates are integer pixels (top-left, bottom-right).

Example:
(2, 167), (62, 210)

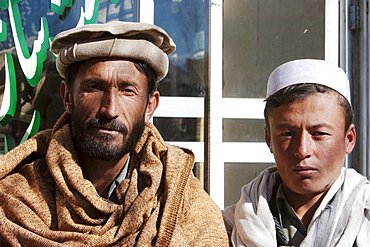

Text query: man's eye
(313, 132), (329, 136)
(280, 132), (294, 137)
(121, 88), (136, 95)
(91, 85), (102, 90)
(86, 84), (102, 91)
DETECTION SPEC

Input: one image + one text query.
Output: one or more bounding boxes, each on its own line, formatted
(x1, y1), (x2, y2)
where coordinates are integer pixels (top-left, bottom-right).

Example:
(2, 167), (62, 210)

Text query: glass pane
(224, 162), (273, 207)
(223, 119), (265, 142)
(153, 117), (204, 142)
(154, 0), (209, 97)
(193, 162), (204, 188)
(154, 1), (209, 184)
(223, 0), (325, 98)
(0, 0), (138, 153)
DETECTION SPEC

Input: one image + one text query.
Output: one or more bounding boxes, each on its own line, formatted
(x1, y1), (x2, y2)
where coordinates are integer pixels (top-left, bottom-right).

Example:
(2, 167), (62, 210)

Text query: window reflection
(224, 162), (273, 207)
(223, 0), (325, 98)
(154, 1), (209, 184)
(223, 119), (265, 142)
(154, 117), (203, 142)
(154, 0), (208, 97)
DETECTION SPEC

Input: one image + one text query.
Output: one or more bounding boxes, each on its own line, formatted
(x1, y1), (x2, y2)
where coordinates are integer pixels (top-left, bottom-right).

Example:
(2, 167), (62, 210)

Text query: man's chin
(71, 116), (145, 161)
(82, 144), (128, 161)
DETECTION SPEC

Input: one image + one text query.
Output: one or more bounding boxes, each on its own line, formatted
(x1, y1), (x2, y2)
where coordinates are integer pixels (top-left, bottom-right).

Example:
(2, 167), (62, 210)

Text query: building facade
(0, 0), (367, 209)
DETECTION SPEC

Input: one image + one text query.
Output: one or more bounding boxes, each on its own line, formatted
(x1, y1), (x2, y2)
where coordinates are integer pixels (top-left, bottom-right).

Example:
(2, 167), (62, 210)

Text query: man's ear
(345, 123), (356, 154)
(264, 126), (273, 153)
(60, 80), (73, 114)
(145, 91), (160, 122)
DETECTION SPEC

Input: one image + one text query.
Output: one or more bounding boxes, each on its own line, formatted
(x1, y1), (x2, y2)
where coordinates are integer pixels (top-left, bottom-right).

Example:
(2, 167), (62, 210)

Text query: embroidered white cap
(266, 59), (351, 103)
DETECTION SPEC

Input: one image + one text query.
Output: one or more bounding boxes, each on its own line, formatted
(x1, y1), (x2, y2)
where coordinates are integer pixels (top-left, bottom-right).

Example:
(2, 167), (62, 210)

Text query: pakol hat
(266, 59), (351, 104)
(51, 21), (176, 81)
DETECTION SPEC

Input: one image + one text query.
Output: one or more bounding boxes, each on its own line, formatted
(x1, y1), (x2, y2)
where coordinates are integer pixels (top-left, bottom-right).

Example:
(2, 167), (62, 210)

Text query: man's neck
(282, 184), (328, 228)
(78, 153), (130, 198)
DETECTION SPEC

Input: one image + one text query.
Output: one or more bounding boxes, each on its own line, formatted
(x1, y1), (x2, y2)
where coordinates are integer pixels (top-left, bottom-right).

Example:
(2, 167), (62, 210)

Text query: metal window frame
(141, 0), (347, 209)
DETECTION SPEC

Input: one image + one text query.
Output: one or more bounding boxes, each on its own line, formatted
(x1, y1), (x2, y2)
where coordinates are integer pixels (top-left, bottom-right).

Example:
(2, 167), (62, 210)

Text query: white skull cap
(266, 59), (351, 104)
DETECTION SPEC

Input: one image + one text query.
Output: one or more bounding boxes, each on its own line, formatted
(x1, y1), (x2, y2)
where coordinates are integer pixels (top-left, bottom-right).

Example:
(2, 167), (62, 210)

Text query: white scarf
(223, 166), (370, 247)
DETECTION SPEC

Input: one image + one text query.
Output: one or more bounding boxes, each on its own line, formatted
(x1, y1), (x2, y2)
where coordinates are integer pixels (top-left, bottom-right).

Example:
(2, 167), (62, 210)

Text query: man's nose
(294, 132), (312, 159)
(100, 90), (119, 118)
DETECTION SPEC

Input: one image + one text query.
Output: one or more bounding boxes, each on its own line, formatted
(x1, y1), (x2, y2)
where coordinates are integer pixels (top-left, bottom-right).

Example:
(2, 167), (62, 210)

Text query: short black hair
(264, 83), (353, 133)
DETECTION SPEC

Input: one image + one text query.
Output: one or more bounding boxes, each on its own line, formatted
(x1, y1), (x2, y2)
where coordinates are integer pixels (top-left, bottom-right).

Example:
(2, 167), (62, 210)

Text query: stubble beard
(70, 111), (145, 161)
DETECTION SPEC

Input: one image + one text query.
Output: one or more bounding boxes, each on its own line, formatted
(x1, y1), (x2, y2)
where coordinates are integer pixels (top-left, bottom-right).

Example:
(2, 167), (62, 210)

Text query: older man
(0, 21), (228, 246)
(223, 59), (370, 246)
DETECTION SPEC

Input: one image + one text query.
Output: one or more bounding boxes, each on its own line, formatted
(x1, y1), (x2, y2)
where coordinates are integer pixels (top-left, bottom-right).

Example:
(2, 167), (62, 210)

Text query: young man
(0, 21), (229, 246)
(223, 59), (370, 246)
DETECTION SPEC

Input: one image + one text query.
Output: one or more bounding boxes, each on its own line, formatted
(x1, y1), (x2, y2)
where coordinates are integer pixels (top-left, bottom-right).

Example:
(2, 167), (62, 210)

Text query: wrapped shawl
(0, 113), (228, 246)
(223, 166), (370, 247)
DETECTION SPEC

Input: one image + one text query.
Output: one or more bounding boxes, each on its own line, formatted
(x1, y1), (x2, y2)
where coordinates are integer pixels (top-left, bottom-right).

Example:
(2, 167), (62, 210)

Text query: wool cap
(266, 59), (351, 104)
(51, 21), (176, 81)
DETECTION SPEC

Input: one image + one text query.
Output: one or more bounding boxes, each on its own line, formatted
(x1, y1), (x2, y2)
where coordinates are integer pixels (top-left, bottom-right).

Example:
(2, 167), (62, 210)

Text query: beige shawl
(0, 113), (228, 246)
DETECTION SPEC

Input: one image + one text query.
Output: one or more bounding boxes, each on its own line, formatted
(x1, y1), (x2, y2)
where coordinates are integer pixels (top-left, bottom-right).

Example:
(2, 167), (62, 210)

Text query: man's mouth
(93, 125), (121, 133)
(293, 166), (318, 176)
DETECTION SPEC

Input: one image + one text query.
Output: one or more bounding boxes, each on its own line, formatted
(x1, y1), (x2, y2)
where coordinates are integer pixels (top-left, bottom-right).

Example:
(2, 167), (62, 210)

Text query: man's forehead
(275, 91), (340, 107)
(269, 92), (345, 122)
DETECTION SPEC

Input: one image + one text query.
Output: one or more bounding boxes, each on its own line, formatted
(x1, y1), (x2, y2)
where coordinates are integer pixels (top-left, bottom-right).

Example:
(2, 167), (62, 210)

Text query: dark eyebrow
(81, 78), (106, 84)
(82, 79), (135, 86)
(310, 123), (334, 130)
(119, 81), (136, 86)
(275, 123), (296, 129)
(80, 78), (140, 92)
(275, 123), (334, 129)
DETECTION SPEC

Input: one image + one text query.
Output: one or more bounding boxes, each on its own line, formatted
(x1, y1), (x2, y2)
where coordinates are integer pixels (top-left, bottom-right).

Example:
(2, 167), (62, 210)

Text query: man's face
(265, 92), (356, 197)
(62, 58), (158, 161)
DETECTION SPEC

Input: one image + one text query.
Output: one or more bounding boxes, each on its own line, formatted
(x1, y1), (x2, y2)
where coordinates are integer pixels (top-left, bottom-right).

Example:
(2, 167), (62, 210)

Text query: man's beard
(70, 112), (145, 161)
